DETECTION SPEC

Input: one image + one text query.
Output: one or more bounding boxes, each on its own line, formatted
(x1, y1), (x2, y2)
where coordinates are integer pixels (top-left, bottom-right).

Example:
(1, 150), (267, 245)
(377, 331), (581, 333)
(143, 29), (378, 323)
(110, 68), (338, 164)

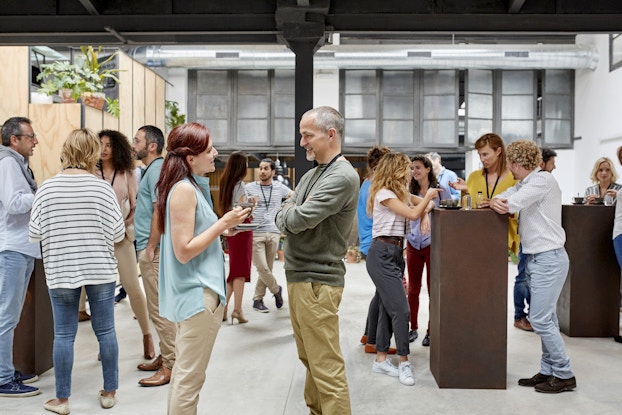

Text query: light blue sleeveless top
(159, 178), (226, 322)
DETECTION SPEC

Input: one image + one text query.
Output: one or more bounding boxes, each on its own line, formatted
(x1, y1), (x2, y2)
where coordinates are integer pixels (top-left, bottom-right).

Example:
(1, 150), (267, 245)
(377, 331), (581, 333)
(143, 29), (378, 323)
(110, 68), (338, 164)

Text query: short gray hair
(425, 152), (441, 164)
(1, 117), (32, 146)
(303, 106), (344, 139)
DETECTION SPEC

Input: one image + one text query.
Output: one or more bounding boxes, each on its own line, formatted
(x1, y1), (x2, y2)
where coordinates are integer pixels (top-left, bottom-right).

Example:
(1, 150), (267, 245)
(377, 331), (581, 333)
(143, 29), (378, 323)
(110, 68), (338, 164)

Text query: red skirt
(226, 230), (253, 283)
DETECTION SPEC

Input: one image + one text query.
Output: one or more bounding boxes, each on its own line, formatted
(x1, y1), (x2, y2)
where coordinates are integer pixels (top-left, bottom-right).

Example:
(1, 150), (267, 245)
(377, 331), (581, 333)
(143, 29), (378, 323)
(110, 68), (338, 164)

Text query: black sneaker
(518, 372), (550, 387)
(422, 333), (430, 347)
(408, 330), (418, 343)
(14, 371), (38, 384)
(114, 286), (127, 303)
(534, 376), (577, 393)
(252, 299), (269, 313)
(0, 380), (40, 397)
(274, 286), (284, 309)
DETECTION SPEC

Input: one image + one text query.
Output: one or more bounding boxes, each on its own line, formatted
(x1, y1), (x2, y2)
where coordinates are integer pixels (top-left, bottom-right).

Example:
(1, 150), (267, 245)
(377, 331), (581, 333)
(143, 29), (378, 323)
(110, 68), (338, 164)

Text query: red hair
(155, 123), (210, 233)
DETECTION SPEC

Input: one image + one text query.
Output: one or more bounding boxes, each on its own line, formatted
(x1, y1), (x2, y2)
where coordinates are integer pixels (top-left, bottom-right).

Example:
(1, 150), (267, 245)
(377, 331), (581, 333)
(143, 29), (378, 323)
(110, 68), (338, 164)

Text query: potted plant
(346, 245), (361, 263)
(36, 60), (84, 102)
(77, 46), (120, 110)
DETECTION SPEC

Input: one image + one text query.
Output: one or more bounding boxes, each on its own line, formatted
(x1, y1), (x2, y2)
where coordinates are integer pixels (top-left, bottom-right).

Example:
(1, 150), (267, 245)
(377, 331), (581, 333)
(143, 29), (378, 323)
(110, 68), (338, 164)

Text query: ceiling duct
(129, 43), (598, 71)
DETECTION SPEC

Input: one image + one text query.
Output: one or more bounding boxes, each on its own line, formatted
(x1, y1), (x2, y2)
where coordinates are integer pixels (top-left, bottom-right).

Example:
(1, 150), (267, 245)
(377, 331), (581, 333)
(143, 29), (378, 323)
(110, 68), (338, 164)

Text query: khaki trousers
(115, 237), (150, 335)
(252, 232), (280, 301)
(288, 282), (351, 415)
(167, 288), (223, 415)
(138, 248), (176, 369)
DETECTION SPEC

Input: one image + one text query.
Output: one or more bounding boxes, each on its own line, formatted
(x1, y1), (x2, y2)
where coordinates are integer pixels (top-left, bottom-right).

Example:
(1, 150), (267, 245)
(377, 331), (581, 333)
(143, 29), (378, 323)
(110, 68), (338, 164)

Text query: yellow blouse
(466, 169), (520, 254)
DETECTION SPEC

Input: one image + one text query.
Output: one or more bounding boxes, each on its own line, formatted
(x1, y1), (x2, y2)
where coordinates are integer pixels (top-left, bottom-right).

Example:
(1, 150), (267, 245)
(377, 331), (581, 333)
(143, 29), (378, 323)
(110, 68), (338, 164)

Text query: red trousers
(406, 242), (430, 333)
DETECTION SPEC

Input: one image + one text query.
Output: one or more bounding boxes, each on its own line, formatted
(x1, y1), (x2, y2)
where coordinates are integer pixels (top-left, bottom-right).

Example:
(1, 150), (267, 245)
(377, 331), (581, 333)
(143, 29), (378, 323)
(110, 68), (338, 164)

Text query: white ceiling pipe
(129, 43), (598, 71)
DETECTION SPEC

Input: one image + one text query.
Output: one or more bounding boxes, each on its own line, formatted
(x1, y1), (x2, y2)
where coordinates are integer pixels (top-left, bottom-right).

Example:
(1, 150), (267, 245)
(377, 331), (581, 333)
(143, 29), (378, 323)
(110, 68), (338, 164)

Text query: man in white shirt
(491, 140), (576, 394)
(245, 158), (292, 312)
(0, 117), (41, 397)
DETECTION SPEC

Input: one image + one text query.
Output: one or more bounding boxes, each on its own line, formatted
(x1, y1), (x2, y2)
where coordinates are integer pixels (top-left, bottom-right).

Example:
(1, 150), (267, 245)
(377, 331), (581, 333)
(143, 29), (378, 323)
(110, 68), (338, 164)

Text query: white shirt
(0, 155), (40, 258)
(371, 188), (408, 238)
(496, 169), (565, 255)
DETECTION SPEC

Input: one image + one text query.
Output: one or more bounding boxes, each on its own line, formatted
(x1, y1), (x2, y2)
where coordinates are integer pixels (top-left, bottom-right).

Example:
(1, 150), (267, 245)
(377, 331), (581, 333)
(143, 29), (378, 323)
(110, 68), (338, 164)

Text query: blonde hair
(590, 157), (618, 183)
(505, 140), (542, 171)
(60, 129), (101, 173)
(367, 152), (411, 215)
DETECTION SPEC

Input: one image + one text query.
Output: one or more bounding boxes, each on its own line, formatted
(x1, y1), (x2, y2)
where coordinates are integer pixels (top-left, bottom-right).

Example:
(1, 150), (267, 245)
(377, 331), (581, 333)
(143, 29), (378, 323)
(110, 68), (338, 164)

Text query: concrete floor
(4, 259), (622, 415)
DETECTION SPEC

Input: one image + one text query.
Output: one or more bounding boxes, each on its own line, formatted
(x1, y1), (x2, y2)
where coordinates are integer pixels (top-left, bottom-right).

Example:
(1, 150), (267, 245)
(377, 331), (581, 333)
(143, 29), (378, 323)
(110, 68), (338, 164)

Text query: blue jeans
(513, 245), (531, 320)
(48, 282), (118, 398)
(0, 251), (35, 385)
(525, 248), (574, 379)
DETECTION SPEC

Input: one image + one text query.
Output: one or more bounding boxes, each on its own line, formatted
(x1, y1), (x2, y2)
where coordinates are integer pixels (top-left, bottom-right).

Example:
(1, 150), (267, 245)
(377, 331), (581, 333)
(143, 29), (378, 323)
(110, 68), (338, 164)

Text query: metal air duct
(129, 43), (598, 71)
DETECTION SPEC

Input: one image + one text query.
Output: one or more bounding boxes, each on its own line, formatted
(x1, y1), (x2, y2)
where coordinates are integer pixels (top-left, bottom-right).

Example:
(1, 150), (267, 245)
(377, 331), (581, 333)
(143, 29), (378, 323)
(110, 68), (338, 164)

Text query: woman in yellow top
(450, 133), (519, 255)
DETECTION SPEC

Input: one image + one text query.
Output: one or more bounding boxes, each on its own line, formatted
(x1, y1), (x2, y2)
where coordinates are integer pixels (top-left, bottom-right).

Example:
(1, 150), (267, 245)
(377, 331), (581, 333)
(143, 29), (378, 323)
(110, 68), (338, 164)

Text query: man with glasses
(0, 117), (41, 397)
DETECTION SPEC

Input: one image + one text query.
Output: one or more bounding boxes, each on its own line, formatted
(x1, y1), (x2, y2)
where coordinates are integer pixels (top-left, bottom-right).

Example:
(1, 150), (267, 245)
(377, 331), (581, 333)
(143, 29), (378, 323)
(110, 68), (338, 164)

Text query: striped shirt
(29, 174), (125, 289)
(495, 169), (565, 255)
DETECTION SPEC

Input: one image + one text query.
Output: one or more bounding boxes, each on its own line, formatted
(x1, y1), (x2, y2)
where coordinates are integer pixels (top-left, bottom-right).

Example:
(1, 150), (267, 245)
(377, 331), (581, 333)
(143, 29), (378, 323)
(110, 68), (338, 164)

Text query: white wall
(571, 34), (622, 202)
(163, 68), (188, 124)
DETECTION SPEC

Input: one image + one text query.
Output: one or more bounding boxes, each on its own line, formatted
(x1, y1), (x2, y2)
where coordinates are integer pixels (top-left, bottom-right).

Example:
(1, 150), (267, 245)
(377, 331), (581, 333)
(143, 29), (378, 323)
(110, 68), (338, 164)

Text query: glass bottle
(475, 191), (484, 208)
(461, 194), (472, 210)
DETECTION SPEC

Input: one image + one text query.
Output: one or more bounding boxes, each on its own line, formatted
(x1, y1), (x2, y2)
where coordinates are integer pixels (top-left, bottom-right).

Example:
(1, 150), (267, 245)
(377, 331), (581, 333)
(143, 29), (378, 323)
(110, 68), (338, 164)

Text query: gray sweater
(276, 159), (359, 287)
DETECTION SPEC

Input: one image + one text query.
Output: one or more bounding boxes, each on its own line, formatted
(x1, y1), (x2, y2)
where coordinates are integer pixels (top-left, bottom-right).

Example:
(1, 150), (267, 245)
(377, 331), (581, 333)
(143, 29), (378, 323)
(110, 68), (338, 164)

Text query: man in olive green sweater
(276, 106), (359, 415)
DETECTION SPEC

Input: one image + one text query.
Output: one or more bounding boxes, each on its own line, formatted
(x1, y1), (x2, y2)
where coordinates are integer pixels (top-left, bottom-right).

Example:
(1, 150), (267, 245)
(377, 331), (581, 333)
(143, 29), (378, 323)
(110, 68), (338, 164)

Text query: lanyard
(485, 169), (501, 199)
(100, 166), (117, 186)
(302, 153), (342, 201)
(142, 157), (163, 178)
(259, 183), (273, 209)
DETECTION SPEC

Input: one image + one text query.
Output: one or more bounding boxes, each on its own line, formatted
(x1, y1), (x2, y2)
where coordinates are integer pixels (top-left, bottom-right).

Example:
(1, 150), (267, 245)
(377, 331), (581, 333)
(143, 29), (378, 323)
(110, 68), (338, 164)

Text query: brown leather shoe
(514, 317), (534, 331)
(364, 344), (397, 354)
(518, 372), (550, 387)
(78, 310), (91, 322)
(138, 366), (171, 387)
(137, 354), (163, 371)
(534, 376), (576, 393)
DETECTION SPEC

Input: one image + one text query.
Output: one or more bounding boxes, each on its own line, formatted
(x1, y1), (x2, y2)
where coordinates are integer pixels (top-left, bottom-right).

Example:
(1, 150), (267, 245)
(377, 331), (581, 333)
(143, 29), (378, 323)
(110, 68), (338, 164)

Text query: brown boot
(137, 354), (163, 371)
(78, 310), (91, 322)
(138, 366), (171, 387)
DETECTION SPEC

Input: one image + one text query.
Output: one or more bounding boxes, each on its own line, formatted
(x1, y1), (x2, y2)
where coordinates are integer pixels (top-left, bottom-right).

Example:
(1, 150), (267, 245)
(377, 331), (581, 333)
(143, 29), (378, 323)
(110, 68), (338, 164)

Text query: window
(541, 70), (573, 146)
(610, 34), (622, 71)
(343, 70), (378, 145)
(466, 69), (493, 144)
(421, 70), (458, 146)
(500, 71), (536, 143)
(189, 69), (295, 149)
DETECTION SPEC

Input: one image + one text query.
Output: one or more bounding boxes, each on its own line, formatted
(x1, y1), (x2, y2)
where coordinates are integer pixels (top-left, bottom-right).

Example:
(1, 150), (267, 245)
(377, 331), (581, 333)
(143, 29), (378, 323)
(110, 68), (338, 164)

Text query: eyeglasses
(16, 133), (37, 140)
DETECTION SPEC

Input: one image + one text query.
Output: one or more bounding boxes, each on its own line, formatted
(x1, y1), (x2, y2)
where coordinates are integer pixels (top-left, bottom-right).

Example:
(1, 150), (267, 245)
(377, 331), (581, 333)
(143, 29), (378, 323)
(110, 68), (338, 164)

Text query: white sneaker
(399, 361), (415, 386)
(372, 359), (399, 377)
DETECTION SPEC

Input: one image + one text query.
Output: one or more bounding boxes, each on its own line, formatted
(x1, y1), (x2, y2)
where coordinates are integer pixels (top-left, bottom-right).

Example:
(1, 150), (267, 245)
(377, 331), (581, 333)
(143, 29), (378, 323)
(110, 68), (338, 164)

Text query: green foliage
(36, 46), (121, 101)
(165, 100), (186, 129)
(105, 97), (120, 117)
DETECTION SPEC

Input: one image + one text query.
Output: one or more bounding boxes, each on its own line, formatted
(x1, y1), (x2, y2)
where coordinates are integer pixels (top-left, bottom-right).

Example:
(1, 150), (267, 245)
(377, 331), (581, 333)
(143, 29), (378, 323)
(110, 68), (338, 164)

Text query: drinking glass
(604, 194), (615, 206)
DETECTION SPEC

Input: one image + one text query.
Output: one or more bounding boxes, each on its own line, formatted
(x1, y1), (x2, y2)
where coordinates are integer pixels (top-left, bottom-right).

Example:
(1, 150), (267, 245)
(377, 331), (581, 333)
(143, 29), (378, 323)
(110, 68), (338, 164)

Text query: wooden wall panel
(118, 52), (134, 137)
(155, 76), (166, 134)
(132, 61), (145, 134)
(84, 105), (103, 132)
(103, 112), (119, 131)
(28, 103), (81, 183)
(144, 69), (156, 126)
(0, 47), (30, 122)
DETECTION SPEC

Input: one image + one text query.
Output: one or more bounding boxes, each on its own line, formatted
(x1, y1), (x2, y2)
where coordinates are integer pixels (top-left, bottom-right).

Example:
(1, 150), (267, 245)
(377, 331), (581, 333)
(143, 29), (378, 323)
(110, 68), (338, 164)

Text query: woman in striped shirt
(29, 129), (125, 414)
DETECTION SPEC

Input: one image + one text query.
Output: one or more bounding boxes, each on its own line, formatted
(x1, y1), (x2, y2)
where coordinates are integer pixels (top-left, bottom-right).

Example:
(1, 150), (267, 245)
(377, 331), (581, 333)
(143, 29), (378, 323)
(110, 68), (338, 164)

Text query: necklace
(99, 165), (117, 186)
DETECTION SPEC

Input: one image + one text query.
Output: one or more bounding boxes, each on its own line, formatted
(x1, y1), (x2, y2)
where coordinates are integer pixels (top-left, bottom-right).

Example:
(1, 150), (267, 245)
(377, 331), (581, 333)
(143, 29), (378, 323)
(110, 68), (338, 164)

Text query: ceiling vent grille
(408, 51), (433, 58)
(215, 52), (239, 59)
(505, 51), (530, 58)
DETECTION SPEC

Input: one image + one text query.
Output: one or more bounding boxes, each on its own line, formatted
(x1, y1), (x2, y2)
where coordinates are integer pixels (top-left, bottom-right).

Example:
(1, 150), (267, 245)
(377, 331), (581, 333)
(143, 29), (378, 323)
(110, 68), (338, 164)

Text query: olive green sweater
(275, 159), (359, 287)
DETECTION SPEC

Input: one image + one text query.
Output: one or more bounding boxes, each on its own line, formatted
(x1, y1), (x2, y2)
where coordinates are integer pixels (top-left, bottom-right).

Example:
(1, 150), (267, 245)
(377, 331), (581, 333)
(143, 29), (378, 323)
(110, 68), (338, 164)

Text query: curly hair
(589, 157), (618, 184)
(505, 140), (542, 171)
(367, 152), (411, 216)
(365, 145), (391, 178)
(474, 133), (507, 177)
(60, 129), (101, 173)
(98, 130), (135, 172)
(409, 154), (438, 195)
(218, 151), (249, 216)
